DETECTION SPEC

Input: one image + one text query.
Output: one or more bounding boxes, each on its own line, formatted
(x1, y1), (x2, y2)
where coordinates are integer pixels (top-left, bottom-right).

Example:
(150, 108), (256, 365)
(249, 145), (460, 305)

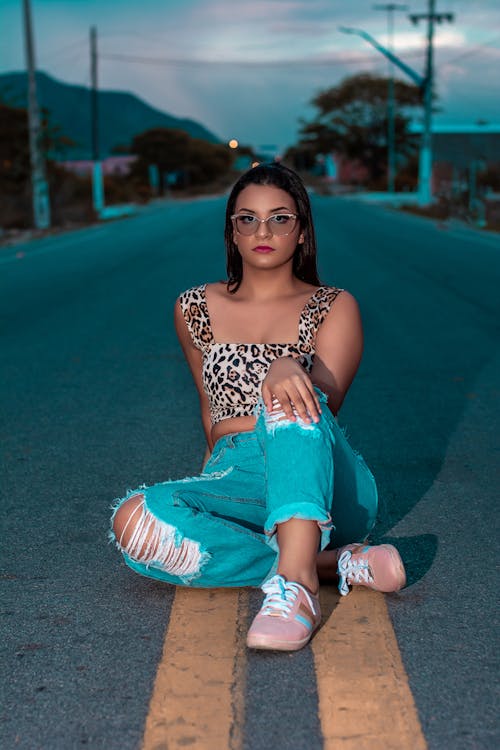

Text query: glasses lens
(233, 214), (297, 235)
(268, 214), (297, 235)
(235, 215), (259, 235)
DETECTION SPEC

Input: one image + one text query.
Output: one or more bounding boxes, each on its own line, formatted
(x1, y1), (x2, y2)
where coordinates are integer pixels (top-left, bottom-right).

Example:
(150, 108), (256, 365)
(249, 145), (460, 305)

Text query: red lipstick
(253, 245), (275, 254)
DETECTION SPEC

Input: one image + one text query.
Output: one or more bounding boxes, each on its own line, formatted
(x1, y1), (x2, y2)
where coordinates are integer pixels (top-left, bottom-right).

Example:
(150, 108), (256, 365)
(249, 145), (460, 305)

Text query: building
(58, 155), (137, 178)
(410, 123), (500, 196)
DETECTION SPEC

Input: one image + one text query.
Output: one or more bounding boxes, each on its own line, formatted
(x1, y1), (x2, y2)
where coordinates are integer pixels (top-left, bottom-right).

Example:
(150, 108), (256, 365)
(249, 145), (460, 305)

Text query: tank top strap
(178, 284), (214, 350)
(298, 286), (343, 352)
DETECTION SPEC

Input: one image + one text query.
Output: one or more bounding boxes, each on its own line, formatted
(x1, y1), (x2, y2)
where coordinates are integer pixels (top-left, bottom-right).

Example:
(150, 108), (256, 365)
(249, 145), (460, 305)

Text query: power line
(439, 33), (500, 67)
(39, 37), (88, 65)
(99, 50), (425, 69)
(91, 29), (500, 73)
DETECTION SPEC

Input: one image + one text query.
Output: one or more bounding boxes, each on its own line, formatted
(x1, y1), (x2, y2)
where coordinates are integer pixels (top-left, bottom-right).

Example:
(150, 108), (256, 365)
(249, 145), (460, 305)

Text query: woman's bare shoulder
(320, 288), (360, 322)
(205, 281), (229, 294)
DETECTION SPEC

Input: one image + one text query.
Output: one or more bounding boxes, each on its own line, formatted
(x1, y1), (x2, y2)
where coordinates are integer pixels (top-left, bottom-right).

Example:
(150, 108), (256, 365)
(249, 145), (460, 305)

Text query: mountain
(0, 70), (220, 159)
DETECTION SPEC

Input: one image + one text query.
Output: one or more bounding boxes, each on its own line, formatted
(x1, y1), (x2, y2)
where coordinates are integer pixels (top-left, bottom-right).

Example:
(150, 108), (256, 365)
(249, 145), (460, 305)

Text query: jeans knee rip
(254, 397), (325, 435)
(109, 495), (210, 582)
(264, 410), (322, 435)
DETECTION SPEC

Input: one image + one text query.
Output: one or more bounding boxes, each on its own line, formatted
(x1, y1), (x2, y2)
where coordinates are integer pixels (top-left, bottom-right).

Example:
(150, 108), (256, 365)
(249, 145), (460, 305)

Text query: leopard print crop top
(178, 283), (343, 424)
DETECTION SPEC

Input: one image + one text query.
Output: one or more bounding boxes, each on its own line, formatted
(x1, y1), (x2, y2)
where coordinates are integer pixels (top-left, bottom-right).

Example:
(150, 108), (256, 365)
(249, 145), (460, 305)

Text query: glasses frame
(231, 212), (299, 237)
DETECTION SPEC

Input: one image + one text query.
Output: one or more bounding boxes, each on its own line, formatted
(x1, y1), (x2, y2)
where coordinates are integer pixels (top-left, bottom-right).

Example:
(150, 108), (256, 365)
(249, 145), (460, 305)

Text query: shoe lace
(337, 549), (373, 596)
(260, 576), (313, 618)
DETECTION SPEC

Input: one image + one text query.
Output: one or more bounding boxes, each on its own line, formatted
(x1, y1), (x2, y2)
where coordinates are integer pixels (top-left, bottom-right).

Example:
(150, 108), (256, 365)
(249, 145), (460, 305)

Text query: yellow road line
(313, 587), (427, 750)
(143, 585), (426, 750)
(141, 588), (248, 750)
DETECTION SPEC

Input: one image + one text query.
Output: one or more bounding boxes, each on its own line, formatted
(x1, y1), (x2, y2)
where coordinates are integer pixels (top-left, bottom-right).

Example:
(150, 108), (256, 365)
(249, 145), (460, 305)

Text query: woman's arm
(174, 299), (214, 451)
(261, 291), (363, 420)
(310, 290), (363, 415)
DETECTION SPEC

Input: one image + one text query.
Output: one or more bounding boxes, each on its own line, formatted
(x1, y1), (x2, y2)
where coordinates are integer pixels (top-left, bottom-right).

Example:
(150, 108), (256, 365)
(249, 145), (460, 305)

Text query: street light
(338, 26), (423, 86)
(338, 25), (430, 204)
(373, 4), (408, 193)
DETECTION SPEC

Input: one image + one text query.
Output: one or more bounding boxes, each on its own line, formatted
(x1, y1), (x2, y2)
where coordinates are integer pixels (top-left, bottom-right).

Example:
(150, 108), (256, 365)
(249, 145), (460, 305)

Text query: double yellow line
(142, 587), (426, 749)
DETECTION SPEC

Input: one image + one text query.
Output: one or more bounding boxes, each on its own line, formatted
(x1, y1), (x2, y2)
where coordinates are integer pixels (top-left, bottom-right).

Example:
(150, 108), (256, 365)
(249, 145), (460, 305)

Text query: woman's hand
(261, 357), (321, 423)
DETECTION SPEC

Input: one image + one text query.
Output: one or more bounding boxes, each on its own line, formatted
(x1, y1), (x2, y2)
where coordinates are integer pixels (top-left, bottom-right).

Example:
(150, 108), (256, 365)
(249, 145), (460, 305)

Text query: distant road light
(251, 161), (260, 168)
(228, 139), (239, 149)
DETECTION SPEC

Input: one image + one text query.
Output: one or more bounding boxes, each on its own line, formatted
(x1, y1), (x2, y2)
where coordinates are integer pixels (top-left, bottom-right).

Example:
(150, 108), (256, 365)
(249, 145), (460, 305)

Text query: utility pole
(22, 0), (51, 229)
(340, 0), (453, 205)
(90, 25), (99, 162)
(410, 0), (454, 204)
(373, 4), (408, 194)
(90, 25), (104, 213)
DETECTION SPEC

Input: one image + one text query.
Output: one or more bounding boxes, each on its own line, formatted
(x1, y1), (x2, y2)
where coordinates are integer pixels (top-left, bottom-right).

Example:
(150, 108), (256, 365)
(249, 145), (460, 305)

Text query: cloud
(1, 0), (499, 152)
(185, 0), (311, 24)
(392, 28), (467, 52)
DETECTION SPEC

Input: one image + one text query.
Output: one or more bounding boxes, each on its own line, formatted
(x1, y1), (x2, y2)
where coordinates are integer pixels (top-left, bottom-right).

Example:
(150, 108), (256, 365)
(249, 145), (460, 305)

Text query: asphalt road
(1, 195), (499, 749)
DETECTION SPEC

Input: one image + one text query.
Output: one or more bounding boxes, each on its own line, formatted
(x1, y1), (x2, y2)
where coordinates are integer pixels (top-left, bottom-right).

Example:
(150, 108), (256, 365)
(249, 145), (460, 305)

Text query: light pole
(339, 24), (433, 205)
(373, 4), (408, 193)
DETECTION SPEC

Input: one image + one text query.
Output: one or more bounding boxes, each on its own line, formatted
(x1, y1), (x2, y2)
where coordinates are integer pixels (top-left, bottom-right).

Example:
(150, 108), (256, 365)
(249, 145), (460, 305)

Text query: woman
(110, 162), (406, 652)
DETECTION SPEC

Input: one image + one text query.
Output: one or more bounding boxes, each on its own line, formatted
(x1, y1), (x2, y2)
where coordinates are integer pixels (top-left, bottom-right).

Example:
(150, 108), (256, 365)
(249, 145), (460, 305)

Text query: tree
(39, 109), (75, 161)
(0, 103), (31, 187)
(283, 143), (317, 173)
(0, 103), (31, 226)
(298, 73), (422, 183)
(0, 102), (90, 228)
(0, 101), (75, 193)
(131, 128), (191, 176)
(184, 138), (232, 186)
(130, 128), (232, 191)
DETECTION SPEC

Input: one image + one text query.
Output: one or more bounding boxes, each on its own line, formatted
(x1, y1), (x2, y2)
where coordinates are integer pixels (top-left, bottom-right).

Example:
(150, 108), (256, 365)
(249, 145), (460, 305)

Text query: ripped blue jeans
(109, 390), (378, 588)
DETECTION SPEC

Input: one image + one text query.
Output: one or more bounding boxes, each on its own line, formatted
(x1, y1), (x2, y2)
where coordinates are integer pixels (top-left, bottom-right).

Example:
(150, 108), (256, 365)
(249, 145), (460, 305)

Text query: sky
(2, 0), (500, 154)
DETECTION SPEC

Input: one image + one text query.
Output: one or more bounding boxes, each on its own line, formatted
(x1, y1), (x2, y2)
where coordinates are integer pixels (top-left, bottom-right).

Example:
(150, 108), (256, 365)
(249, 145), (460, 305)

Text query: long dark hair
(224, 162), (321, 292)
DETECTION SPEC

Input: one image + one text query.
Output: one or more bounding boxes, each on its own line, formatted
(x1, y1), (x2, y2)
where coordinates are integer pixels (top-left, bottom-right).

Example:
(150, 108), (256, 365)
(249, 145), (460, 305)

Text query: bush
(49, 164), (95, 226)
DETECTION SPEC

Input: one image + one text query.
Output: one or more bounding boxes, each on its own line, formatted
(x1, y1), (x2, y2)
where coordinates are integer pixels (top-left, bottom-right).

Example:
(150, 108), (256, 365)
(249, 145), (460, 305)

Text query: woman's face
(231, 184), (304, 272)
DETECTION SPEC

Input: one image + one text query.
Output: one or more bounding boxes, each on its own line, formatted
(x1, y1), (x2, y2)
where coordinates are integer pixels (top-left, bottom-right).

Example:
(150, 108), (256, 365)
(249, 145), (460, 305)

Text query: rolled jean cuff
(264, 503), (334, 552)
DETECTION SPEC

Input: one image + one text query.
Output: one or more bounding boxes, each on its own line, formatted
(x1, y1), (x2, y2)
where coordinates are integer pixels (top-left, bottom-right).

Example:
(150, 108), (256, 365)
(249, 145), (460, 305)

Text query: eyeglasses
(231, 213), (298, 236)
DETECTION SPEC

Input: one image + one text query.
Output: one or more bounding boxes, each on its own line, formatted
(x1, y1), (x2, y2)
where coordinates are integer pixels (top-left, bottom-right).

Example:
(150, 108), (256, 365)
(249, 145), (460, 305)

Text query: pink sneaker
(246, 575), (321, 651)
(337, 543), (406, 596)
